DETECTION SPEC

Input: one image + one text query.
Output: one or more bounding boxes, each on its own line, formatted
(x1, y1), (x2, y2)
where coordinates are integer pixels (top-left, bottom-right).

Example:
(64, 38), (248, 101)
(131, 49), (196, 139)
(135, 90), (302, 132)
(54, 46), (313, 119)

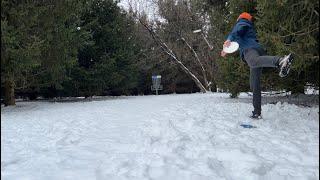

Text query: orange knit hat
(237, 12), (252, 21)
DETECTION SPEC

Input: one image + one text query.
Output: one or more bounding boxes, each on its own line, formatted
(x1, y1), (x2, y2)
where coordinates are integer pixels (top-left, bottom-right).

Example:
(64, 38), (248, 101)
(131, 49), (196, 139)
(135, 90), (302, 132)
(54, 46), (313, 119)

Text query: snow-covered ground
(1, 93), (319, 180)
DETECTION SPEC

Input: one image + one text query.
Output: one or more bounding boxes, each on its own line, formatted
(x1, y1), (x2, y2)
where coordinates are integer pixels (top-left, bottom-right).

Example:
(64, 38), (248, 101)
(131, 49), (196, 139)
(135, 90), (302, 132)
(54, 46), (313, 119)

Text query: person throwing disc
(221, 12), (294, 119)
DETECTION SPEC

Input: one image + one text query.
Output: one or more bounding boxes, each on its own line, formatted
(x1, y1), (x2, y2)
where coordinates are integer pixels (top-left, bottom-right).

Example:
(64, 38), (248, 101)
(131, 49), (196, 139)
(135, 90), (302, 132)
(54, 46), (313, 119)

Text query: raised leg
(244, 48), (280, 68)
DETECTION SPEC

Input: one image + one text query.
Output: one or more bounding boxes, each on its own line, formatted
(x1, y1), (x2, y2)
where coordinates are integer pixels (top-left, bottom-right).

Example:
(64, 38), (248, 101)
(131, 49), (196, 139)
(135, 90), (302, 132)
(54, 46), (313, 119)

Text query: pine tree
(1, 1), (43, 105)
(1, 0), (88, 103)
(256, 0), (319, 93)
(68, 0), (140, 97)
(35, 0), (87, 98)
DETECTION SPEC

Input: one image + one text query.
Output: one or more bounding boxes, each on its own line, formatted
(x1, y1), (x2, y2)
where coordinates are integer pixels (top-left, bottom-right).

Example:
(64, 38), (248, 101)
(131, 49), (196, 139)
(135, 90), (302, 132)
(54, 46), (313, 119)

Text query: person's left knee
(247, 58), (259, 68)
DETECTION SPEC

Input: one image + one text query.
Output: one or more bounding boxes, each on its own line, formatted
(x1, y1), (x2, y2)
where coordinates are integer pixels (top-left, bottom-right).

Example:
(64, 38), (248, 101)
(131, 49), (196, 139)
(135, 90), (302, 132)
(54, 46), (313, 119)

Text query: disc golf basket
(151, 75), (163, 95)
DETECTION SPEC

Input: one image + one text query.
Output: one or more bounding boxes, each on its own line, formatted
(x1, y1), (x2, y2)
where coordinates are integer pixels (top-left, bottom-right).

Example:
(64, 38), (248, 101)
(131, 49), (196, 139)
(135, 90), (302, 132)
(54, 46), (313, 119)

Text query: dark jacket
(227, 19), (263, 59)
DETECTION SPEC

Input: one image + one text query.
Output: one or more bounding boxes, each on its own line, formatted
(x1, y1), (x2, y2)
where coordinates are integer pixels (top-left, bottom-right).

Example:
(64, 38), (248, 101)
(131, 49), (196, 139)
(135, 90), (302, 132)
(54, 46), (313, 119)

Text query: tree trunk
(4, 79), (16, 106)
(211, 83), (217, 92)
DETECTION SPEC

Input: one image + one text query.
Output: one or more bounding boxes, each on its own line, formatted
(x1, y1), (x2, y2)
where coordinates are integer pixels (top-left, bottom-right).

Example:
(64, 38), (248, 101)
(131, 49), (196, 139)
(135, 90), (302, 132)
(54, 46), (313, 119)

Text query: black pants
(243, 48), (280, 114)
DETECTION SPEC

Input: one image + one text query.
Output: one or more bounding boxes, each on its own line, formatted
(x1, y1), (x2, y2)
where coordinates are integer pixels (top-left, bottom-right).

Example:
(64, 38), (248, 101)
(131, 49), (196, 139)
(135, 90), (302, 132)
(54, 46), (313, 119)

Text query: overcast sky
(117, 0), (160, 21)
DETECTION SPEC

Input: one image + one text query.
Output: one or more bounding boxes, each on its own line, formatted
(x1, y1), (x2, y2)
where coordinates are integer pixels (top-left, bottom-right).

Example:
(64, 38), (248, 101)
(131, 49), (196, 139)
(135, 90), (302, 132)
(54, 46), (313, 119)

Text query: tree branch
(180, 37), (209, 87)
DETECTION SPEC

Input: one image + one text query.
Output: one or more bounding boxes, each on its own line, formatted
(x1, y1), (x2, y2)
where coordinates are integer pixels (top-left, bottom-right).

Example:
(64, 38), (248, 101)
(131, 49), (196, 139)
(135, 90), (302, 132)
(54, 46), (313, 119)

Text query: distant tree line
(1, 0), (318, 106)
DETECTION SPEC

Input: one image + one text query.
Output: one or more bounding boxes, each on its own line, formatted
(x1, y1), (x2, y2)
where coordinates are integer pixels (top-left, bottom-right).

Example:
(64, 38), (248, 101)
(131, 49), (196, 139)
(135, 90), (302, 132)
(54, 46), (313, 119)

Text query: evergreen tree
(68, 0), (140, 97)
(35, 0), (88, 98)
(1, 1), (43, 105)
(256, 0), (319, 93)
(1, 0), (87, 103)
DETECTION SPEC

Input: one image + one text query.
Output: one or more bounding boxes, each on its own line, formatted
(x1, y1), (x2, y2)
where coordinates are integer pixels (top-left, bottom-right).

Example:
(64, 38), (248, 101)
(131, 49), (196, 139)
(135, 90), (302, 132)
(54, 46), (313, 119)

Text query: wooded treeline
(1, 0), (319, 106)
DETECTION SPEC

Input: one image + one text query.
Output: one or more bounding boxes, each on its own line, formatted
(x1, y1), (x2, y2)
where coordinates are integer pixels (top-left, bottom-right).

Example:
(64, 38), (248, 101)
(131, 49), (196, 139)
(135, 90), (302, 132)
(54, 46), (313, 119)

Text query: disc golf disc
(223, 41), (239, 53)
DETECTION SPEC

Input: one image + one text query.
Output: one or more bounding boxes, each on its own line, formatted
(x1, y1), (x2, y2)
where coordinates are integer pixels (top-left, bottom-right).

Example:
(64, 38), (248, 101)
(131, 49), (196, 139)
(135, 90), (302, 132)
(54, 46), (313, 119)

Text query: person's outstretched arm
(221, 22), (248, 57)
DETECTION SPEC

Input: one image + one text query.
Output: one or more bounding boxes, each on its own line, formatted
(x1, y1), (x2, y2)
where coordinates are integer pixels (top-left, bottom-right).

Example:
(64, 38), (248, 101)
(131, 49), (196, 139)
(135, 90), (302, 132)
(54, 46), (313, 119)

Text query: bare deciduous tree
(127, 0), (222, 92)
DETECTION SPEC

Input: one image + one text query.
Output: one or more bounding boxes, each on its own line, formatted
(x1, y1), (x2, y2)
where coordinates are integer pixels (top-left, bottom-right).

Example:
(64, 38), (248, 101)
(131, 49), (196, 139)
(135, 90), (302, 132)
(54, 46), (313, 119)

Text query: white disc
(223, 41), (239, 53)
(193, 29), (202, 33)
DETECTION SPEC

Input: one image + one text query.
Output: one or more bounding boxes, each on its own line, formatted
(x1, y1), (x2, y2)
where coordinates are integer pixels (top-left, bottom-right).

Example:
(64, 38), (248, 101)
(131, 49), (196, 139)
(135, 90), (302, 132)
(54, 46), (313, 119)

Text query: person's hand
(223, 40), (231, 48)
(221, 40), (231, 57)
(220, 50), (227, 57)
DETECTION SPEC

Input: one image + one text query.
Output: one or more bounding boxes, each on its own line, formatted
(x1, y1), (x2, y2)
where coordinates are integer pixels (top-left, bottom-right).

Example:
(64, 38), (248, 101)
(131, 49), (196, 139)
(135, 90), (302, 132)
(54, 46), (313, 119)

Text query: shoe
(250, 111), (262, 119)
(278, 53), (294, 77)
